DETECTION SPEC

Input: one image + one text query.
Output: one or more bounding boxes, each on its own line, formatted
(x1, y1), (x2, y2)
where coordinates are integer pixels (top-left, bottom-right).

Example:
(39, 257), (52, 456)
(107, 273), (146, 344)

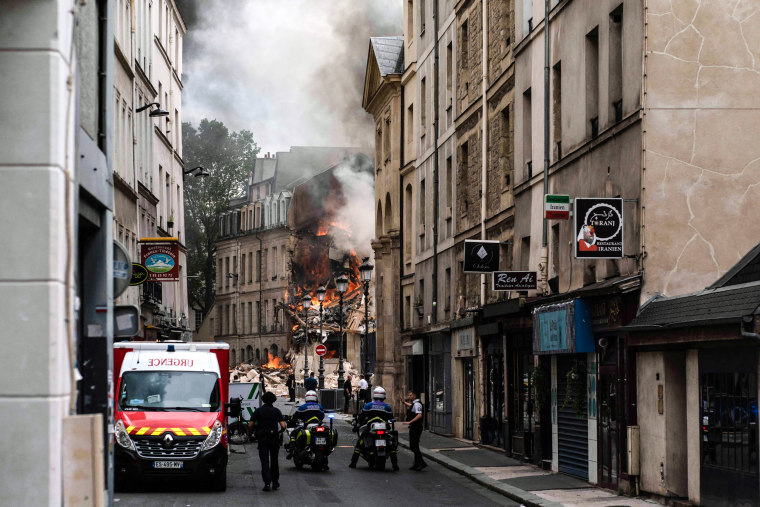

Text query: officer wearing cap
(251, 391), (286, 492)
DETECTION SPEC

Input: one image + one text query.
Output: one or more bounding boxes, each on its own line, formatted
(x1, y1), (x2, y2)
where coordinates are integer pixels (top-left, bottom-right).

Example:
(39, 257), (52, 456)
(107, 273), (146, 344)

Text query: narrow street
(114, 401), (515, 506)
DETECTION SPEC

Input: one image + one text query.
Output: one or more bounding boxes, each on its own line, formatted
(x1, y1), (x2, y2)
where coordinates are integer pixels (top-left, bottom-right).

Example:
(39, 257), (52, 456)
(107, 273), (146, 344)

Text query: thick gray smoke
(180, 0), (403, 153)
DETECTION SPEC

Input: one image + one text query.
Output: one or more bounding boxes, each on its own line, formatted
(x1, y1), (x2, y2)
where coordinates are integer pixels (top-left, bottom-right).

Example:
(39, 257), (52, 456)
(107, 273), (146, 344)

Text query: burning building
(210, 146), (375, 380)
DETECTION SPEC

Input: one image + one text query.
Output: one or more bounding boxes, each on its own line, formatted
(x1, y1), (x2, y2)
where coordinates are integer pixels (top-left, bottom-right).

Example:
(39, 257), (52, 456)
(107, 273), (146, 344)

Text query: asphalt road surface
(115, 402), (516, 507)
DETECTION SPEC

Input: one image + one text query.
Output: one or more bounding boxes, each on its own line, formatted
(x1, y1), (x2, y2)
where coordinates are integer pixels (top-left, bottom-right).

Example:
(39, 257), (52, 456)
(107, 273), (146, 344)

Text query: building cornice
(154, 124), (173, 151)
(138, 181), (160, 205)
(135, 63), (157, 97)
(113, 171), (139, 200)
(114, 40), (135, 79)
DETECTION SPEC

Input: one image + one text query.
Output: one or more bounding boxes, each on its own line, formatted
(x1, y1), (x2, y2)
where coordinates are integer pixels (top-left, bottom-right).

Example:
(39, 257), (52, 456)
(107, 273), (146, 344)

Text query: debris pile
(229, 357), (360, 396)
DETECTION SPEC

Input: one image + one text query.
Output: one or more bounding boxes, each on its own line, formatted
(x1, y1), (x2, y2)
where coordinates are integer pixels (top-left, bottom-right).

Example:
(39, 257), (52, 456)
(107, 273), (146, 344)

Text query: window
(551, 224), (560, 281)
(444, 268), (452, 314)
(263, 249), (268, 279)
(376, 124), (383, 168)
(420, 0), (426, 33)
(609, 5), (624, 124)
(419, 178), (426, 238)
(256, 251), (261, 281)
(421, 77), (427, 134)
(384, 116), (391, 163)
(446, 43), (453, 94)
(405, 184), (413, 262)
(586, 27), (599, 138)
(407, 105), (414, 144)
(263, 300), (269, 329)
(521, 236), (531, 271)
(248, 252), (253, 283)
(552, 62), (562, 160)
(407, 0), (414, 39)
(523, 88), (532, 180)
(461, 20), (468, 72)
(522, 0), (532, 35)
(273, 247), (278, 277)
(225, 257), (230, 289)
(255, 301), (261, 333)
(241, 254), (246, 284)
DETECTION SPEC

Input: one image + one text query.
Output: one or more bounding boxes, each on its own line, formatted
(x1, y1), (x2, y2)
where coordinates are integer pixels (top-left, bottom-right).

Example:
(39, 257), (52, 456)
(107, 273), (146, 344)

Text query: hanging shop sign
(493, 271), (537, 291)
(545, 194), (571, 220)
(454, 327), (477, 357)
(129, 263), (149, 286)
(532, 299), (594, 355)
(140, 241), (179, 281)
(574, 198), (624, 259)
(463, 240), (500, 273)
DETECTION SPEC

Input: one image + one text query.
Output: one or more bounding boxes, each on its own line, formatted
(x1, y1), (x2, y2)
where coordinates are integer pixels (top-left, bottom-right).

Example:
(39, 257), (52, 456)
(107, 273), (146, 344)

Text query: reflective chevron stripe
(135, 427), (149, 435)
(151, 427), (167, 435)
(202, 427), (211, 434)
(187, 427), (201, 436)
(171, 427), (186, 436)
(126, 426), (211, 436)
(126, 425), (135, 434)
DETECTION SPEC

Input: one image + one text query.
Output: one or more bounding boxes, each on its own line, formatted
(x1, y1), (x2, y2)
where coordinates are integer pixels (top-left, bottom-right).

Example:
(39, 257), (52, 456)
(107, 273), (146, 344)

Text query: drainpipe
(432, 0), (440, 324)
(741, 317), (760, 340)
(480, 0), (489, 307)
(541, 0), (551, 293)
(256, 234), (263, 350)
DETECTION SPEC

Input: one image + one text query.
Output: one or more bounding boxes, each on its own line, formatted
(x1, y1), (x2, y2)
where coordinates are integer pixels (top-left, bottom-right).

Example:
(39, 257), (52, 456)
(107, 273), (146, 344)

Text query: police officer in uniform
(349, 386), (399, 471)
(251, 391), (286, 491)
(403, 389), (426, 470)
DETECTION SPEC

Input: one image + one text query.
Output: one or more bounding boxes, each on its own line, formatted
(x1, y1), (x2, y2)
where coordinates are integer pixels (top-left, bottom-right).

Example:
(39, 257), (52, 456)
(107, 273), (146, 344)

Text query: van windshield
(118, 371), (220, 412)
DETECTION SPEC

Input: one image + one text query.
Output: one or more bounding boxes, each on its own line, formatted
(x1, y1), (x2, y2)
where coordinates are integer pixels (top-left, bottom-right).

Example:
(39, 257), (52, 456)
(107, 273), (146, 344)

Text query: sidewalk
(394, 427), (655, 507)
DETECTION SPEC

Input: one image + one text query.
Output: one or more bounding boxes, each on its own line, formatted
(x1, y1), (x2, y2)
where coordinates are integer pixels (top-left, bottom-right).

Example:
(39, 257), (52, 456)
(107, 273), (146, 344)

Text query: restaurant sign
(140, 242), (179, 281)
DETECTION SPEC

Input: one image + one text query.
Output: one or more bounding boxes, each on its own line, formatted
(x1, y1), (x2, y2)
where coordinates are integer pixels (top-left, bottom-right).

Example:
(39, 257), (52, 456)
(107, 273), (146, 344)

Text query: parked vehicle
(351, 417), (398, 470)
(286, 413), (338, 471)
(113, 342), (230, 491)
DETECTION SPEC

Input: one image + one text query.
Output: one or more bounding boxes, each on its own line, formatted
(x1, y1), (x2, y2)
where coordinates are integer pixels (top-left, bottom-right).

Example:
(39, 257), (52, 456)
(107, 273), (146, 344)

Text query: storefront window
(431, 354), (446, 412)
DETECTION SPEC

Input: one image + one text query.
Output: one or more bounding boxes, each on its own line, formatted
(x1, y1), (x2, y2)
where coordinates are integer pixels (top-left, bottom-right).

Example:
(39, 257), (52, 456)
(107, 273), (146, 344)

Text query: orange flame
(264, 353), (281, 368)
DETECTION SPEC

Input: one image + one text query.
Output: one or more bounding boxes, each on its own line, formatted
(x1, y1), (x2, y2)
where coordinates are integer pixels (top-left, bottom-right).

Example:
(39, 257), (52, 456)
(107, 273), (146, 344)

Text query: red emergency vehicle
(113, 342), (230, 491)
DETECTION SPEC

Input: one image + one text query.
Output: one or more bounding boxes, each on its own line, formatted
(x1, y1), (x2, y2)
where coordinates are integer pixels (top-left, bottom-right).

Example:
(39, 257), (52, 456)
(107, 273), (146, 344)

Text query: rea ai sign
(493, 271), (538, 291)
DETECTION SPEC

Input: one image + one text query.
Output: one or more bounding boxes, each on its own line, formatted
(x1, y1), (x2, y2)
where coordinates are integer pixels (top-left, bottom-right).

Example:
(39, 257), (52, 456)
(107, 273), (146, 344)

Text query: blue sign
(538, 310), (568, 352)
(533, 299), (594, 355)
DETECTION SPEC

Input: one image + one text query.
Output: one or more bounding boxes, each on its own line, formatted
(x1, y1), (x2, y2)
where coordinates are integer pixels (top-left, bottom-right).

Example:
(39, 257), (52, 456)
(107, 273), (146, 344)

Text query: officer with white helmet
(285, 390), (325, 462)
(349, 386), (399, 470)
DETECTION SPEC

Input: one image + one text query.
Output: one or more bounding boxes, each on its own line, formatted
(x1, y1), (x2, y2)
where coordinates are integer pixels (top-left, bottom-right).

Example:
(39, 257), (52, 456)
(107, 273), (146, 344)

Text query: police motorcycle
(350, 387), (399, 471)
(285, 391), (338, 471)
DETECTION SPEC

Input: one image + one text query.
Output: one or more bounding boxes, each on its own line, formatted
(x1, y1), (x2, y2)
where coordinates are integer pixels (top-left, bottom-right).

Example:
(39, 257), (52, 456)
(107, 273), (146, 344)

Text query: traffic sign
(315, 344), (327, 357)
(545, 194), (570, 220)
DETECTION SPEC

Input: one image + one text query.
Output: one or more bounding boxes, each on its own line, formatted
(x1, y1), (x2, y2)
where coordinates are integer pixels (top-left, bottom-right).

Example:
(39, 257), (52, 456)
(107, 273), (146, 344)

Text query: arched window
(256, 348), (261, 361)
(231, 349), (236, 365)
(384, 193), (392, 233)
(240, 348), (244, 364)
(376, 200), (383, 236)
(246, 345), (253, 362)
(263, 348), (268, 361)
(271, 343), (279, 357)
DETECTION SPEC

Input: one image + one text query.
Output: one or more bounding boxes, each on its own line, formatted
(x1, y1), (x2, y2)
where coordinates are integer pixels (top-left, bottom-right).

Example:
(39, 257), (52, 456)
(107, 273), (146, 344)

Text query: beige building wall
(641, 0), (760, 300)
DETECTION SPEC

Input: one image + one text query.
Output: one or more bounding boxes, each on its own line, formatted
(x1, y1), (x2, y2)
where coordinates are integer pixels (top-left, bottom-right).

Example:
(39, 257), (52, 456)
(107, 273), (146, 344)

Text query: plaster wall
(641, 0), (760, 300)
(686, 349), (700, 504)
(0, 1), (77, 502)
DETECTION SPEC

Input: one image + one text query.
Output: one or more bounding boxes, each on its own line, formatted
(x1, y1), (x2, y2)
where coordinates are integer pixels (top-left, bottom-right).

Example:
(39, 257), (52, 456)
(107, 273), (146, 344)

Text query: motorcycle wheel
(375, 456), (386, 471)
(227, 422), (249, 445)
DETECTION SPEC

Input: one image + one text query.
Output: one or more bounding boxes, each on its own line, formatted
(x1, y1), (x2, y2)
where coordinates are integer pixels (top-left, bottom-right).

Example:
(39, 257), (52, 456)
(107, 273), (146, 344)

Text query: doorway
(700, 348), (758, 507)
(598, 336), (622, 490)
(463, 358), (476, 440)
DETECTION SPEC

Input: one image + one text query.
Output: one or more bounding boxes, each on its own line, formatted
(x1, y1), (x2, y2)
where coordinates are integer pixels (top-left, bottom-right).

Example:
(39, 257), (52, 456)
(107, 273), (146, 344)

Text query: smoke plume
(179, 0), (403, 153)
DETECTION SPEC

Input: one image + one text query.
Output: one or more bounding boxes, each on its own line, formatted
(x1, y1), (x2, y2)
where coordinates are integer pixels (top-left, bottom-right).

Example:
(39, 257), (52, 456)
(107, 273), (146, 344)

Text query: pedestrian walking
(286, 369), (296, 402)
(358, 374), (369, 404)
(251, 391), (286, 491)
(304, 371), (318, 392)
(343, 374), (353, 412)
(403, 390), (426, 470)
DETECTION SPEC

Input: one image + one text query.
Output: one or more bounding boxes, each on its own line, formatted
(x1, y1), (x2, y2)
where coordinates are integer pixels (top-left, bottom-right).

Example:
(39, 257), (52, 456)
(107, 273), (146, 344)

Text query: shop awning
(625, 281), (760, 331)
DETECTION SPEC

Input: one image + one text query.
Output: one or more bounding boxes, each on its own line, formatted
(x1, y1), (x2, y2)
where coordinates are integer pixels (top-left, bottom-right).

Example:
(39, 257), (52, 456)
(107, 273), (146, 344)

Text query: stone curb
(397, 436), (563, 507)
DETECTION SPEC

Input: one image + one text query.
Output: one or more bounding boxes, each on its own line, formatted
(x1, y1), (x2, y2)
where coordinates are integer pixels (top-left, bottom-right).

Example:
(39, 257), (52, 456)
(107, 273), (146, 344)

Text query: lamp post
(302, 293), (311, 376)
(316, 285), (326, 389)
(335, 275), (348, 389)
(359, 258), (373, 392)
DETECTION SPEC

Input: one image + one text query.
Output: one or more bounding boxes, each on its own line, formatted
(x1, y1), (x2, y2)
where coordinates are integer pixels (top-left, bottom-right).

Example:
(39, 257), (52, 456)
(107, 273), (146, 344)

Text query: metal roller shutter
(557, 355), (589, 480)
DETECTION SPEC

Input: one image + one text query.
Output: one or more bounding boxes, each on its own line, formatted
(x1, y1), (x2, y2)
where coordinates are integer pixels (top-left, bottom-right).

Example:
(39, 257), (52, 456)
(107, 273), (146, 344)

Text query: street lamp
(316, 285), (327, 389)
(183, 166), (210, 178)
(335, 274), (348, 389)
(359, 258), (373, 392)
(135, 102), (169, 117)
(302, 293), (312, 375)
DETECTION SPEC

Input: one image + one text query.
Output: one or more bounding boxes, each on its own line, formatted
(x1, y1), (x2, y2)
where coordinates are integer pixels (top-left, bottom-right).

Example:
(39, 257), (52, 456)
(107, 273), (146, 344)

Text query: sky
(178, 0), (403, 154)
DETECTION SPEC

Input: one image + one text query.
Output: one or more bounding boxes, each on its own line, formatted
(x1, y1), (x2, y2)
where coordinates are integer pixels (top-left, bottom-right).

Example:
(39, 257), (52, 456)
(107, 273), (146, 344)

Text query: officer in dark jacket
(251, 391), (286, 491)
(403, 389), (426, 470)
(286, 369), (296, 402)
(304, 371), (318, 392)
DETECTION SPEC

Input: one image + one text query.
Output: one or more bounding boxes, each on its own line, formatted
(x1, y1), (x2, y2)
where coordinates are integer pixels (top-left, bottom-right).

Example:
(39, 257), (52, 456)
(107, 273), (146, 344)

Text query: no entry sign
(315, 344), (327, 356)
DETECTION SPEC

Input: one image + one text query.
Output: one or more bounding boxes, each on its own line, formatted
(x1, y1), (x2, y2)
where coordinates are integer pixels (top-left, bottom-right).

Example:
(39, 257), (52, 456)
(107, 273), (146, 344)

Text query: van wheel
(212, 465), (227, 492)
